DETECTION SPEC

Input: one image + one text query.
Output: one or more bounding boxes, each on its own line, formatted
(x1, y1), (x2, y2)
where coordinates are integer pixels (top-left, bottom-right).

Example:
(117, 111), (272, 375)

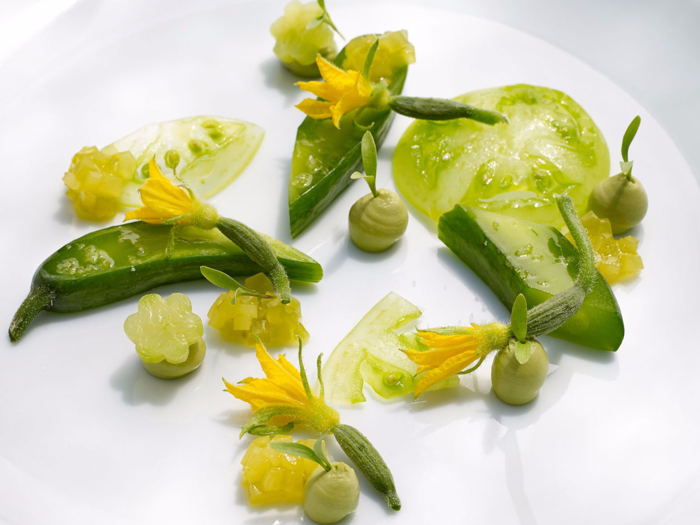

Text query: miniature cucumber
(288, 35), (409, 237)
(438, 205), (624, 351)
(10, 223), (322, 342)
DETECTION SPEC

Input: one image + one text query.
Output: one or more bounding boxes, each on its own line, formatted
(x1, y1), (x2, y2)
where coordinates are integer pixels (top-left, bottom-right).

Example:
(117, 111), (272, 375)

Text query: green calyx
(388, 96), (509, 125)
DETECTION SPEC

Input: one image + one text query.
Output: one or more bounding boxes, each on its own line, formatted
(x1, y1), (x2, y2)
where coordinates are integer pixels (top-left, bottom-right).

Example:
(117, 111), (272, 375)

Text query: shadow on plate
(109, 353), (203, 406)
(260, 56), (306, 107)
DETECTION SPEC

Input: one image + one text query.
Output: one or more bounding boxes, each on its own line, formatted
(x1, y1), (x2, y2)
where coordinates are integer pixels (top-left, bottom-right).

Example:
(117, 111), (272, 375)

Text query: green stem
(215, 217), (291, 304)
(388, 96), (508, 125)
(516, 195), (597, 338)
(557, 196), (596, 293)
(9, 285), (55, 342)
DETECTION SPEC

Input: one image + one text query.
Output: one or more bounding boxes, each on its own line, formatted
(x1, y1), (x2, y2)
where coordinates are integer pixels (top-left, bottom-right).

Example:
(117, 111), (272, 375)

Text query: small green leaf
(201, 266), (244, 290)
(362, 38), (380, 81)
(515, 340), (533, 364)
(361, 131), (377, 178)
(511, 293), (528, 343)
(314, 433), (329, 466)
(269, 442), (331, 471)
(248, 422), (295, 437)
(200, 266), (271, 301)
(621, 115), (641, 163)
(316, 0), (343, 39)
(305, 15), (324, 31)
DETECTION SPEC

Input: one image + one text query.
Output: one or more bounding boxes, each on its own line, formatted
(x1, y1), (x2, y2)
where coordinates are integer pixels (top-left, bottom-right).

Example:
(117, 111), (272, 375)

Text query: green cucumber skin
(438, 205), (624, 351)
(25, 222), (322, 314)
(289, 49), (408, 238)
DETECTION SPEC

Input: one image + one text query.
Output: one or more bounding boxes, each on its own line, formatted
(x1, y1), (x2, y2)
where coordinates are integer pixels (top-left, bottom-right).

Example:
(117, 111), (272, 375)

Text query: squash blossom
(225, 339), (403, 511)
(296, 56), (374, 128)
(224, 342), (339, 436)
(405, 323), (509, 399)
(124, 158), (218, 229)
(295, 41), (508, 129)
(123, 158), (293, 304)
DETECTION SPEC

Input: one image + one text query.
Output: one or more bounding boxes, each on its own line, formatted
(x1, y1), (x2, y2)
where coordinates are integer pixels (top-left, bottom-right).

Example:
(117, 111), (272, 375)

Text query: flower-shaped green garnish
(124, 293), (203, 364)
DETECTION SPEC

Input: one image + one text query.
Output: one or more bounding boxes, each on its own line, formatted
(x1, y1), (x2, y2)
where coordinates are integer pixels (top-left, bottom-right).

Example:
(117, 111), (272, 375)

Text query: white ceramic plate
(1, 1), (699, 524)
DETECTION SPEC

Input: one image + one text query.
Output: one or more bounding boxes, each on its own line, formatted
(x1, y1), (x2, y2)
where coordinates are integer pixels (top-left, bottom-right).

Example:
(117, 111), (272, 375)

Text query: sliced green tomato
(320, 292), (457, 403)
(393, 84), (610, 228)
(438, 205), (624, 351)
(288, 36), (409, 238)
(113, 116), (264, 206)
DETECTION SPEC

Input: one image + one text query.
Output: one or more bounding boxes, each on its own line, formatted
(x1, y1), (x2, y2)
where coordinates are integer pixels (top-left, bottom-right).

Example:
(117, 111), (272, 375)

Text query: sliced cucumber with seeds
(112, 116), (264, 206)
(320, 292), (457, 403)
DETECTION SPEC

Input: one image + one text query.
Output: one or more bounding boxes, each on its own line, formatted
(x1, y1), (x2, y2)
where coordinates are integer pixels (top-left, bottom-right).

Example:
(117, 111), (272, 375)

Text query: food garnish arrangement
(8, 2), (652, 523)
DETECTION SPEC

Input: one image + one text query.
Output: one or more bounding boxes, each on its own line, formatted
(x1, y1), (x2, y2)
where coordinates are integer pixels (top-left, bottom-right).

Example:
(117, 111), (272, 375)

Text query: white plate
(1, 2), (699, 524)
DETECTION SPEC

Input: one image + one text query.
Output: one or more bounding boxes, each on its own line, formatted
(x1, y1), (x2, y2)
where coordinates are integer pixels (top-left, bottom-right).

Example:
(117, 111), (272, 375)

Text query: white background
(0, 2), (699, 525)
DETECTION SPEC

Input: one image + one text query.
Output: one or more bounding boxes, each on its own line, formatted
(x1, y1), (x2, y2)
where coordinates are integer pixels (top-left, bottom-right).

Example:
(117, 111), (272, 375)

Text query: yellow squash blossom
(124, 158), (218, 229)
(224, 342), (340, 436)
(296, 56), (373, 128)
(405, 322), (509, 399)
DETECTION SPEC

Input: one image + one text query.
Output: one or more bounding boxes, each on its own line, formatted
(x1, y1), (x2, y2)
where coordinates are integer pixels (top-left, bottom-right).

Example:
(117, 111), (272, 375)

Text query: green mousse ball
(491, 339), (548, 405)
(141, 338), (206, 379)
(349, 189), (408, 252)
(588, 173), (648, 234)
(304, 462), (359, 524)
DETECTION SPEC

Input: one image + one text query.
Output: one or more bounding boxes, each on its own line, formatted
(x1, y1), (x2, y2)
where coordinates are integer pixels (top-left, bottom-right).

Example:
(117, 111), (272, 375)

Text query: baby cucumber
(288, 37), (409, 238)
(438, 205), (624, 351)
(9, 223), (322, 342)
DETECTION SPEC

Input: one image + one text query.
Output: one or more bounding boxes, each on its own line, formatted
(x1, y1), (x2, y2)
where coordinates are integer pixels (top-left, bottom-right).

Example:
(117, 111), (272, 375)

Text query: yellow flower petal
(418, 333), (475, 349)
(405, 343), (473, 370)
(295, 57), (374, 128)
(124, 159), (193, 224)
(408, 323), (509, 398)
(316, 56), (356, 92)
(414, 349), (480, 399)
(295, 99), (334, 119)
(224, 378), (304, 412)
(223, 341), (339, 433)
(255, 344), (308, 404)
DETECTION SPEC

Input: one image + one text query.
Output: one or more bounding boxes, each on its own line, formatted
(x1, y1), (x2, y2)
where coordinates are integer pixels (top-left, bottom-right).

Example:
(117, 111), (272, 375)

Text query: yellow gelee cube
(241, 435), (323, 505)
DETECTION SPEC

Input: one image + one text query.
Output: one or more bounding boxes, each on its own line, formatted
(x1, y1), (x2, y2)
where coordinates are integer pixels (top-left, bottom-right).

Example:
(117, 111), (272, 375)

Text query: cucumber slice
(288, 33), (410, 238)
(439, 205), (624, 351)
(111, 116), (264, 206)
(393, 85), (610, 228)
(321, 292), (458, 404)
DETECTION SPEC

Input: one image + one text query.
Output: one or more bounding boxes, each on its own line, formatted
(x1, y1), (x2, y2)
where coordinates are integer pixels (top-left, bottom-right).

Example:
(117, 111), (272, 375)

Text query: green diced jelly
(233, 304), (257, 318)
(233, 315), (253, 331)
(245, 273), (274, 294)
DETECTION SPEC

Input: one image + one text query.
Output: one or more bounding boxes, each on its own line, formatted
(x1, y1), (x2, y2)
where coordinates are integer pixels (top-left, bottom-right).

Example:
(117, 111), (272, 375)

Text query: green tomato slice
(112, 116), (264, 206)
(320, 292), (457, 403)
(393, 84), (610, 227)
